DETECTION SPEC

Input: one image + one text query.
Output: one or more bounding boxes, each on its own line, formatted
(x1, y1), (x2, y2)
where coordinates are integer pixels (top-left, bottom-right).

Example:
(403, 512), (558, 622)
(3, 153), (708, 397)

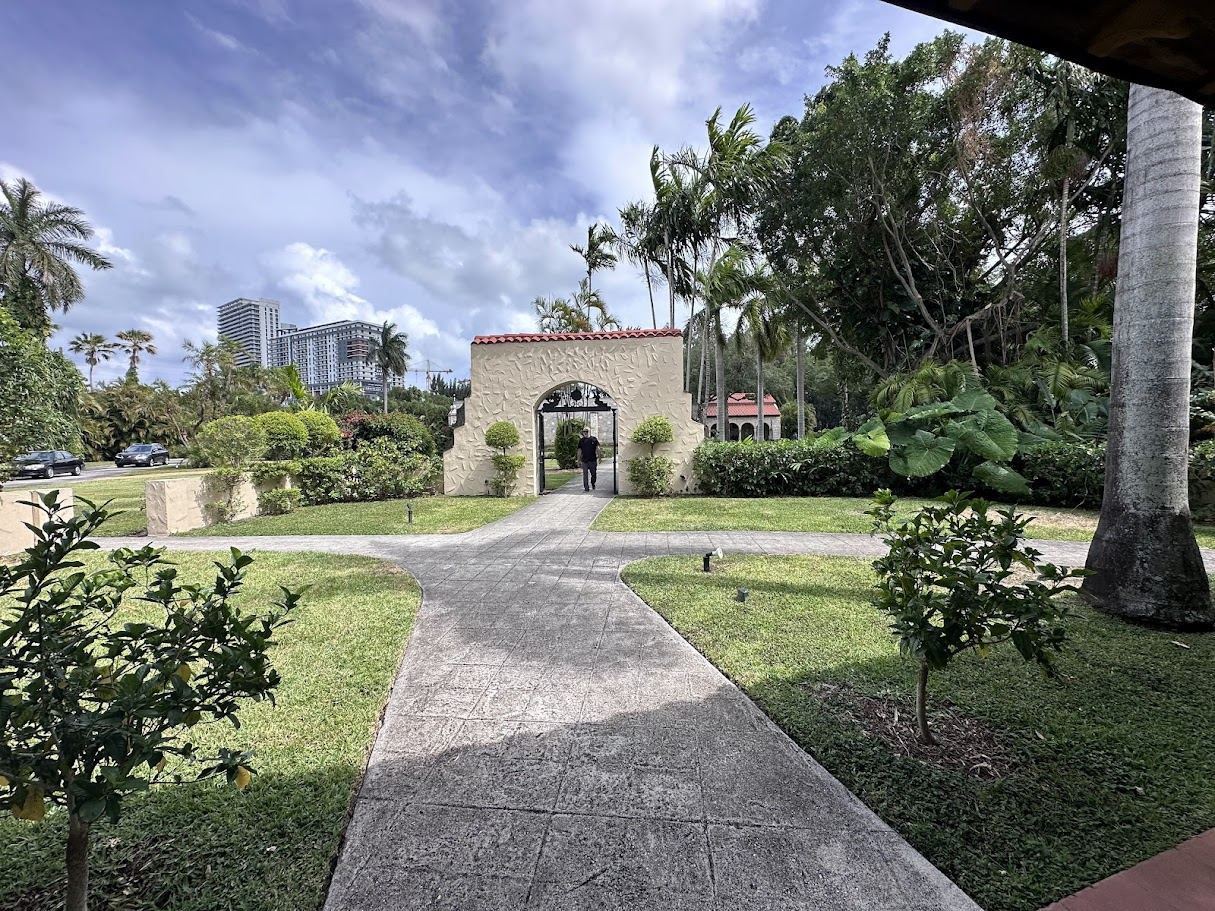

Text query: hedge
(691, 438), (1215, 511)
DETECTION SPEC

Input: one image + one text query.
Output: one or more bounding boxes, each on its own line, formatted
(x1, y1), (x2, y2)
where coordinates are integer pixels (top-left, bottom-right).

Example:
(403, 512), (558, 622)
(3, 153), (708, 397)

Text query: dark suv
(115, 443), (170, 467)
(13, 450), (85, 479)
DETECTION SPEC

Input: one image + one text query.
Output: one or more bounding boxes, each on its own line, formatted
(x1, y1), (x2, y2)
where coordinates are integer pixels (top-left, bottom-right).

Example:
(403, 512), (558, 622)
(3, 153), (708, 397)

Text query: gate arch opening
(535, 381), (618, 494)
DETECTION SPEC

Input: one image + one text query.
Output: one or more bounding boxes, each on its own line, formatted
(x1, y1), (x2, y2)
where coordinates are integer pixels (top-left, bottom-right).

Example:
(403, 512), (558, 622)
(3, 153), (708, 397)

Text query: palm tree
(1082, 84), (1213, 628)
(0, 177), (112, 337)
(322, 381), (367, 415)
(615, 201), (662, 329)
(701, 245), (769, 440)
(68, 332), (116, 390)
(569, 223), (618, 312)
(364, 321), (409, 414)
(114, 328), (156, 383)
(733, 268), (785, 439)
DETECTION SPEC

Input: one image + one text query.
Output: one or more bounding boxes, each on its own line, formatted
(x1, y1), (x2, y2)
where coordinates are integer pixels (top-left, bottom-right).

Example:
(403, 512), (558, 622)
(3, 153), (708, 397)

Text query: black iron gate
(536, 383), (618, 494)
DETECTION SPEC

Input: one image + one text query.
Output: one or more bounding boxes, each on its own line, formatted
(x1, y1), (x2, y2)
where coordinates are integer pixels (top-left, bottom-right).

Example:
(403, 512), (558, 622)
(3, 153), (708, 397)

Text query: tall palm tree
(1082, 84), (1213, 628)
(733, 268), (785, 439)
(0, 177), (112, 337)
(68, 332), (116, 390)
(615, 201), (662, 329)
(569, 223), (618, 309)
(114, 328), (156, 383)
(364, 321), (409, 413)
(701, 245), (769, 440)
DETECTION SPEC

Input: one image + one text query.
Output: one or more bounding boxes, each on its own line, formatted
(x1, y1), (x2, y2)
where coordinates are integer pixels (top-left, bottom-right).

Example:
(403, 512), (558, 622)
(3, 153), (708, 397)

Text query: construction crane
(406, 359), (454, 387)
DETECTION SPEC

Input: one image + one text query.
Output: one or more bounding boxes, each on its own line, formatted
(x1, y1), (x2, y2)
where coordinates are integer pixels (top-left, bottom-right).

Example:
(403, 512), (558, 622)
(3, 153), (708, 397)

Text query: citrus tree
(485, 421), (524, 497)
(0, 494), (299, 911)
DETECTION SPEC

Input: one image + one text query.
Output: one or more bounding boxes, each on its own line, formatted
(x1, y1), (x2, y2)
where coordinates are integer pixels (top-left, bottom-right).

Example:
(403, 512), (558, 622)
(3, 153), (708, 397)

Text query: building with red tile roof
(704, 393), (782, 441)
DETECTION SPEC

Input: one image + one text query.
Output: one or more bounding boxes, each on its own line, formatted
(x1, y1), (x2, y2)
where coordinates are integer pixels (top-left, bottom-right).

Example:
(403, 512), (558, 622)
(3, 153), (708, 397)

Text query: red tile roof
(705, 393), (781, 419)
(472, 328), (683, 344)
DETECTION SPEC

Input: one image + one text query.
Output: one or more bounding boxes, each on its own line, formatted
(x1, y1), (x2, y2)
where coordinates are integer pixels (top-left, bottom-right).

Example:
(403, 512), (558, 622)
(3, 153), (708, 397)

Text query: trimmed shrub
(485, 421), (523, 497)
(296, 456), (350, 505)
(294, 444), (441, 506)
(197, 416), (267, 469)
(629, 416), (675, 497)
(297, 411), (341, 455)
(1013, 442), (1106, 508)
(341, 411), (435, 456)
(554, 418), (586, 469)
(254, 411), (309, 460)
(249, 460), (301, 486)
(693, 438), (891, 497)
(258, 487), (303, 515)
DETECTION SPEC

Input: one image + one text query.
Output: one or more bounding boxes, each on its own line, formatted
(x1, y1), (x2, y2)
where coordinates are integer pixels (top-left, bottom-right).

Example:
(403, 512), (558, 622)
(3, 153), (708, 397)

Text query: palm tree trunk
(756, 350), (765, 440)
(795, 325), (806, 439)
(667, 233), (676, 329)
(644, 266), (657, 329)
(1059, 174), (1070, 345)
(1082, 84), (1213, 628)
(87, 361), (95, 392)
(382, 373), (389, 414)
(698, 306), (711, 418)
(715, 312), (728, 442)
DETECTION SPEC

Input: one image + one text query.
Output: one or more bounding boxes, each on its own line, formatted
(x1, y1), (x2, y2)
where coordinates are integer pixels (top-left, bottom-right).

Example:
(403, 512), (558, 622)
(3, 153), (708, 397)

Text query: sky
(0, 0), (969, 386)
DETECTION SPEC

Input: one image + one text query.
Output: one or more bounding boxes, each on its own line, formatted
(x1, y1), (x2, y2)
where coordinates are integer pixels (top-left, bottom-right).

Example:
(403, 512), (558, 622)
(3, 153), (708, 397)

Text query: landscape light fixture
(735, 588), (750, 604)
(407, 502), (414, 525)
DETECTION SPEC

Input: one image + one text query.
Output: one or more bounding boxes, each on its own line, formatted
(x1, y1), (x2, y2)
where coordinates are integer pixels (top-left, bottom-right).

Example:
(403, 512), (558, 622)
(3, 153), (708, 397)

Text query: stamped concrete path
(124, 470), (1215, 911)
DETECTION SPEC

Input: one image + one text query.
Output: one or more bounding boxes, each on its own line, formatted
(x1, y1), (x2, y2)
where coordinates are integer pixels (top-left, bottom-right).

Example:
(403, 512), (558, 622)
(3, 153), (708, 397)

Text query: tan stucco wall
(0, 488), (75, 554)
(146, 475), (279, 535)
(444, 334), (703, 496)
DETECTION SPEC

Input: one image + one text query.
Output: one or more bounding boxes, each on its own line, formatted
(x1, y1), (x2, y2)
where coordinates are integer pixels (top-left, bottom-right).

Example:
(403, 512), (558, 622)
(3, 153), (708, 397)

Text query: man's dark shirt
(576, 436), (600, 463)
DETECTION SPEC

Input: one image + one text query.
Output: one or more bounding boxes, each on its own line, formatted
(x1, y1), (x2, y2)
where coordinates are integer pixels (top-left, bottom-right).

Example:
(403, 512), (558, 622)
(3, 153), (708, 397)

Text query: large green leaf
(852, 417), (890, 457)
(884, 418), (920, 447)
(889, 429), (956, 477)
(944, 410), (1019, 461)
(949, 387), (999, 413)
(973, 460), (1031, 497)
(901, 401), (961, 422)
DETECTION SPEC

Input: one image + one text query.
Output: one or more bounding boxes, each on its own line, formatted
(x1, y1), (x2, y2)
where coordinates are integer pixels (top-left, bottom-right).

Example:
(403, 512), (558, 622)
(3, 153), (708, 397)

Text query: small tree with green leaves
(868, 489), (1085, 744)
(485, 420), (525, 497)
(628, 415), (675, 497)
(196, 415), (267, 468)
(253, 411), (309, 460)
(553, 418), (587, 469)
(0, 494), (299, 911)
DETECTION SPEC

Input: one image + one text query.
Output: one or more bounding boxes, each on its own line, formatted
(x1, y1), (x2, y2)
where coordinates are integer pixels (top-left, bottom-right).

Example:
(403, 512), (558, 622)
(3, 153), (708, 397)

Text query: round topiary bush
(629, 415), (675, 496)
(485, 420), (521, 453)
(254, 411), (310, 460)
(197, 416), (267, 469)
(297, 410), (341, 456)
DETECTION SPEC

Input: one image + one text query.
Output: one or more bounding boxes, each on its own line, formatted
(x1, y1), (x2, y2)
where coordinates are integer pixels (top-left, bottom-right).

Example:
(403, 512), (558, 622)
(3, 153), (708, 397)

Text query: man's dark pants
(581, 460), (597, 490)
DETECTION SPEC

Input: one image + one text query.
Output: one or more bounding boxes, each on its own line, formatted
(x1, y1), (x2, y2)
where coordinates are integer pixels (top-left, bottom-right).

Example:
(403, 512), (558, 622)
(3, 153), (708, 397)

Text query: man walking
(576, 425), (601, 491)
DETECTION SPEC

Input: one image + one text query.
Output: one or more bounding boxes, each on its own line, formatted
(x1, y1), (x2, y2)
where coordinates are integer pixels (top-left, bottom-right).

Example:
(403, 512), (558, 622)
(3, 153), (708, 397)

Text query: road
(5, 461), (186, 488)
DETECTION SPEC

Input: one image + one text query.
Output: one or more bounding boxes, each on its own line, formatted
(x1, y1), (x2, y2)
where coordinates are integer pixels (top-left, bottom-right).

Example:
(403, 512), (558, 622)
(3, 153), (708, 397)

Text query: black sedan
(13, 450), (85, 479)
(115, 443), (170, 467)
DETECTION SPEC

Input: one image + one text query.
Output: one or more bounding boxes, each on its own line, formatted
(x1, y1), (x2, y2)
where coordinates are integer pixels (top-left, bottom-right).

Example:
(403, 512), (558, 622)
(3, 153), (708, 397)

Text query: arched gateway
(444, 328), (704, 497)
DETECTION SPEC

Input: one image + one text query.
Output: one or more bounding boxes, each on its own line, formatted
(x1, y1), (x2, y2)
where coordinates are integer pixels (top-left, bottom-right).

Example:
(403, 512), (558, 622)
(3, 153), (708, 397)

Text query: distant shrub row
(692, 437), (1215, 510)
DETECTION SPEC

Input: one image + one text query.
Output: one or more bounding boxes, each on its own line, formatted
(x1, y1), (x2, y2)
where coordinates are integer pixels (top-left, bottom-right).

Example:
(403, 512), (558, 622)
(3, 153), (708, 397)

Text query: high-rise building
(271, 319), (409, 398)
(216, 298), (281, 366)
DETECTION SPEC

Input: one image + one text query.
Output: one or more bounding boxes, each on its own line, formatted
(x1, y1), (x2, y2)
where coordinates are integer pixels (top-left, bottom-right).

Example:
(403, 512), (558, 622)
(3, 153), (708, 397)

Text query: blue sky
(1, 0), (965, 385)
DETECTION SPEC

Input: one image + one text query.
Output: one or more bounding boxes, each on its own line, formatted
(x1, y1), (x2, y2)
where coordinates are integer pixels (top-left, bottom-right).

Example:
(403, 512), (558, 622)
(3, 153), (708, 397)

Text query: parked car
(13, 450), (85, 479)
(115, 443), (170, 467)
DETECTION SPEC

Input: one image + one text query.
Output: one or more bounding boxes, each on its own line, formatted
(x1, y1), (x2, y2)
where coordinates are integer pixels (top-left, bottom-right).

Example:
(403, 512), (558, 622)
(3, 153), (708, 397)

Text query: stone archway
(443, 329), (703, 496)
(535, 381), (619, 494)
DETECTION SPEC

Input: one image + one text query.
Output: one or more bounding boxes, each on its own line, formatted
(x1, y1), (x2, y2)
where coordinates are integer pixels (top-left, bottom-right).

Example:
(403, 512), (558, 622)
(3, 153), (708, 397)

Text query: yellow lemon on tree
(175, 663), (193, 683)
(234, 766), (252, 790)
(0, 774), (8, 788)
(13, 788), (45, 822)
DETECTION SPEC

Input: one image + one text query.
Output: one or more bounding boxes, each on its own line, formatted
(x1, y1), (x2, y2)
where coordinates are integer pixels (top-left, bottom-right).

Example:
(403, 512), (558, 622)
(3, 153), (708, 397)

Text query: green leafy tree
(554, 418), (587, 469)
(68, 333), (116, 391)
(114, 329), (156, 383)
(484, 421), (524, 497)
(0, 496), (299, 911)
(363, 321), (409, 414)
(569, 222), (618, 307)
(0, 177), (113, 337)
(869, 490), (1084, 744)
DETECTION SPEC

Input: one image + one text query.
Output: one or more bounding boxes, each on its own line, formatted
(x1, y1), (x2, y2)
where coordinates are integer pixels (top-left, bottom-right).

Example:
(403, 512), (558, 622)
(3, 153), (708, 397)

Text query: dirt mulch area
(808, 682), (1013, 780)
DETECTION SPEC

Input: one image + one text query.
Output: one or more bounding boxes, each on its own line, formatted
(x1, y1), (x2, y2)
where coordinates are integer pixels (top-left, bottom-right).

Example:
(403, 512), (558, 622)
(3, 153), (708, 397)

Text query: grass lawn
(622, 554), (1215, 911)
(595, 495), (1215, 548)
(26, 469), (209, 537)
(545, 469), (578, 490)
(0, 550), (420, 911)
(181, 494), (535, 536)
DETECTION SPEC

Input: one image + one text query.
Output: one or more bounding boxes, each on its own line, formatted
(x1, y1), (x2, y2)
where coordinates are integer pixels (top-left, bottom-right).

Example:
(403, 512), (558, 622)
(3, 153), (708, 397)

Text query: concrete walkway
(115, 475), (1215, 911)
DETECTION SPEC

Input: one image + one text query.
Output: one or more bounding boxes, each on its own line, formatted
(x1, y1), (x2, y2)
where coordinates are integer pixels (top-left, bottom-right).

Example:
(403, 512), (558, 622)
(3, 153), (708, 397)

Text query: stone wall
(146, 475), (276, 535)
(0, 488), (74, 554)
(444, 333), (703, 496)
